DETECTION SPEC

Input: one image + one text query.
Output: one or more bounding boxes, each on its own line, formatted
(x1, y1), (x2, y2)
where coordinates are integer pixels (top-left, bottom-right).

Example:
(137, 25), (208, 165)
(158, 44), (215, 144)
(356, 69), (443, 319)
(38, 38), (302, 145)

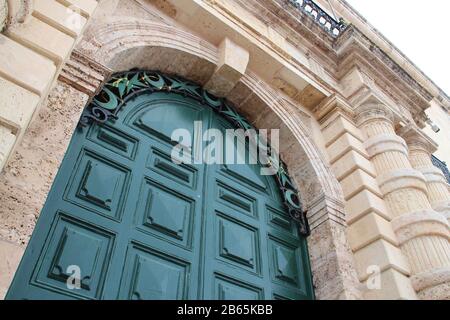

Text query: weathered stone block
(363, 269), (417, 300)
(353, 239), (410, 281)
(0, 34), (56, 95)
(331, 150), (375, 181)
(0, 125), (16, 173)
(7, 16), (75, 62)
(327, 132), (368, 164)
(34, 0), (86, 37)
(322, 115), (363, 146)
(204, 38), (249, 97)
(348, 213), (398, 251)
(340, 169), (382, 200)
(346, 189), (390, 223)
(58, 0), (97, 17)
(0, 77), (40, 129)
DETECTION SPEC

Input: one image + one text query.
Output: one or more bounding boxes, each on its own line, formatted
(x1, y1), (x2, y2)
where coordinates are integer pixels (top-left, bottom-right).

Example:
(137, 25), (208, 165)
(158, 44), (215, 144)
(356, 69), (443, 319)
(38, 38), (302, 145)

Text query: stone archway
(0, 15), (362, 299)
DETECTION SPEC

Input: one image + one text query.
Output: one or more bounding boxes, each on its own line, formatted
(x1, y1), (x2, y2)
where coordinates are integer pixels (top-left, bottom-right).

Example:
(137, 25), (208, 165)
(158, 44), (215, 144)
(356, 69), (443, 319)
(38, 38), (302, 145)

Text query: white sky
(344, 0), (450, 95)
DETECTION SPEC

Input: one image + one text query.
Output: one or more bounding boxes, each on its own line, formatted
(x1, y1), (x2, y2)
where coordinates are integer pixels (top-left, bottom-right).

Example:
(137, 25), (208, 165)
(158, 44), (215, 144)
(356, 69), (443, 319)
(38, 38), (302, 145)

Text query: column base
(391, 209), (450, 244)
(432, 201), (450, 223)
(411, 267), (450, 300)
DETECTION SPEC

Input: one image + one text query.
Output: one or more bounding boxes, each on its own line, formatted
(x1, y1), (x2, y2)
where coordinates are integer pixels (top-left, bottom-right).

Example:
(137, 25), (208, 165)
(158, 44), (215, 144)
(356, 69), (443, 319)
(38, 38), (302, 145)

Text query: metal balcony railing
(432, 155), (450, 184)
(287, 0), (347, 37)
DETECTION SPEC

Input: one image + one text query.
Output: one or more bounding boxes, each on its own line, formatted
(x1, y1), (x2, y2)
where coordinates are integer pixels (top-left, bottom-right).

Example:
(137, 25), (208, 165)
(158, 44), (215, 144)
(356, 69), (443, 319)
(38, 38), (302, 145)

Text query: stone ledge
(6, 15), (75, 63)
(306, 193), (347, 230)
(33, 0), (86, 38)
(322, 114), (363, 147)
(327, 132), (368, 165)
(340, 169), (382, 201)
(0, 76), (40, 130)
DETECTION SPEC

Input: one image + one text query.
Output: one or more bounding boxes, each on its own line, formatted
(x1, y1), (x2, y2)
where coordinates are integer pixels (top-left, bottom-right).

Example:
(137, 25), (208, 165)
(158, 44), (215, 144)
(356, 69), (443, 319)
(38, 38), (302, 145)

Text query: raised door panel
(33, 213), (115, 299)
(134, 177), (196, 249)
(64, 148), (132, 221)
(118, 242), (190, 300)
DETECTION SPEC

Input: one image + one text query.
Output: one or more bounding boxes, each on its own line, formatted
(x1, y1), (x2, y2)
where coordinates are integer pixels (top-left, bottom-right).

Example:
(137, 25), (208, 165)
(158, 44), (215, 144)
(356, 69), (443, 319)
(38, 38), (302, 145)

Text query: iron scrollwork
(79, 70), (310, 236)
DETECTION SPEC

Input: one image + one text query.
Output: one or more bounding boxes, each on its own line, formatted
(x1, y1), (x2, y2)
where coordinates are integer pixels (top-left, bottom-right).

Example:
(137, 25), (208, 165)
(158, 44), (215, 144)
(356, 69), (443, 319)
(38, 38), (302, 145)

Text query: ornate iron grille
(432, 155), (450, 184)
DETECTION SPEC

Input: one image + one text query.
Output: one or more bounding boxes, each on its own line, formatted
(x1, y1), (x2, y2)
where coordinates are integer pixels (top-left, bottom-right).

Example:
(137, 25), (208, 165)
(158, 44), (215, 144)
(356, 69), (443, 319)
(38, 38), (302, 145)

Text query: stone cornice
(245, 0), (434, 120)
(337, 26), (433, 113)
(58, 50), (112, 97)
(328, 0), (450, 107)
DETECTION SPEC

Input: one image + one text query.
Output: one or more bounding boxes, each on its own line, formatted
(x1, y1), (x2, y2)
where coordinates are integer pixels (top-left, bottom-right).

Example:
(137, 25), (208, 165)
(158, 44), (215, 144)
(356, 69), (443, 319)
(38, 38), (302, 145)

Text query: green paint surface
(6, 92), (314, 300)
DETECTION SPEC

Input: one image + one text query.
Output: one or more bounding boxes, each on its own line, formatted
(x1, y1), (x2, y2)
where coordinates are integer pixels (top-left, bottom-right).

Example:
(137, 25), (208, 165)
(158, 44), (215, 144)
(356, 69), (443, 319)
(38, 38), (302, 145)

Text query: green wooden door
(6, 90), (314, 300)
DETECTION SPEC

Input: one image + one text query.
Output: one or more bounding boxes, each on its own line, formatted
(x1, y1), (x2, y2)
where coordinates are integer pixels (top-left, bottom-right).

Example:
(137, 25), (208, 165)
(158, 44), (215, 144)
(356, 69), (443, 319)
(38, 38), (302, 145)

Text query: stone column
(355, 101), (450, 300)
(315, 96), (416, 299)
(399, 125), (450, 223)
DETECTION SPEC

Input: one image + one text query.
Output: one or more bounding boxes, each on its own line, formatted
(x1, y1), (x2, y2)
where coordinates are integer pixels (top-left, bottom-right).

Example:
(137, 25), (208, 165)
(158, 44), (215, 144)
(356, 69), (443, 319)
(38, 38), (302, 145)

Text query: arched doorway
(6, 71), (314, 300)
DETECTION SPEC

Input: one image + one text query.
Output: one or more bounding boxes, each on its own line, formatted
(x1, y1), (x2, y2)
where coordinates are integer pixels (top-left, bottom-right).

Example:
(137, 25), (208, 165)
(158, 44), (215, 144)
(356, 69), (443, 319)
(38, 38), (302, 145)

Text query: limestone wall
(0, 0), (98, 298)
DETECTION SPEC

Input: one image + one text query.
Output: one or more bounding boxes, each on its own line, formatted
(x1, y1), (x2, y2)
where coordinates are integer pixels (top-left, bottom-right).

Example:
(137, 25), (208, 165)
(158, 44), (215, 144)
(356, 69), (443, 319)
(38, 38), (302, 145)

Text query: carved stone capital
(314, 94), (354, 125)
(354, 100), (394, 127)
(397, 124), (438, 155)
(58, 50), (113, 98)
(411, 267), (450, 299)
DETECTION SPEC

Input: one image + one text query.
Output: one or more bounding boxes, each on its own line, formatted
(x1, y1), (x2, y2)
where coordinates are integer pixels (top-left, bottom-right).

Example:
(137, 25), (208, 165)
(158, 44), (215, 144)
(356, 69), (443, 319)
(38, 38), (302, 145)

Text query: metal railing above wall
(287, 0), (347, 37)
(432, 155), (450, 184)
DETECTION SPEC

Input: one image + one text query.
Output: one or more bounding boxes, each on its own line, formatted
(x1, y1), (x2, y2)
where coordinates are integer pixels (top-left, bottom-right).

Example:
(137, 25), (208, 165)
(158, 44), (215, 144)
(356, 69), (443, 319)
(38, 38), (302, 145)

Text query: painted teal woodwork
(6, 90), (314, 300)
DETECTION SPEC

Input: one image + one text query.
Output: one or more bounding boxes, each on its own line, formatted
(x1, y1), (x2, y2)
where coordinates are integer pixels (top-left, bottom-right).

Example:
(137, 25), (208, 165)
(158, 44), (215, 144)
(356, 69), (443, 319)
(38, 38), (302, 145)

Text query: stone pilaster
(0, 52), (110, 299)
(315, 96), (416, 299)
(355, 100), (450, 300)
(399, 125), (450, 223)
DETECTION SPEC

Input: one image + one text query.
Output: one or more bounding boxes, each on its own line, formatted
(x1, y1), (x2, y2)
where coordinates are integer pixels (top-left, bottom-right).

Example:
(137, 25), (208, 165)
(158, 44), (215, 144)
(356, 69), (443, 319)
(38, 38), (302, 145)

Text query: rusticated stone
(0, 82), (89, 246)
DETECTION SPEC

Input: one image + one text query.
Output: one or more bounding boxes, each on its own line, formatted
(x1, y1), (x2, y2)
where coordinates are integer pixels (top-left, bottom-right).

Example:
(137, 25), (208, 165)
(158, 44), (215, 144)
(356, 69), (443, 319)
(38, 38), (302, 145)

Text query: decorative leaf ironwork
(79, 70), (310, 236)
